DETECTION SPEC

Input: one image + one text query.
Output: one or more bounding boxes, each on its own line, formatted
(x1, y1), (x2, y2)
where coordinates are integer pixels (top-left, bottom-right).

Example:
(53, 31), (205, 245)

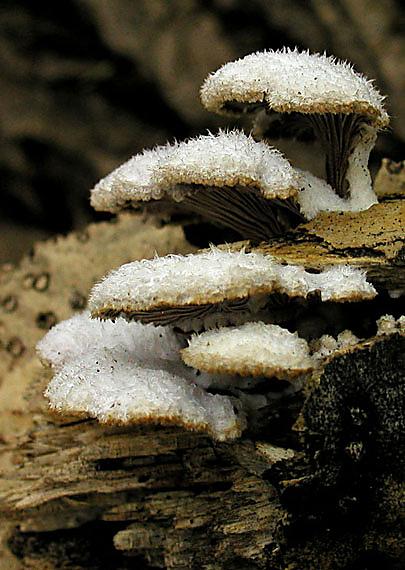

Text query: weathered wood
(255, 198), (405, 292)
(0, 333), (403, 569)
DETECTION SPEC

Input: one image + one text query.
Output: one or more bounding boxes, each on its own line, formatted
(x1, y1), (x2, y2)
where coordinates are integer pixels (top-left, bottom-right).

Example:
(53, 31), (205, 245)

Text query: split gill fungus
(36, 48), (395, 445)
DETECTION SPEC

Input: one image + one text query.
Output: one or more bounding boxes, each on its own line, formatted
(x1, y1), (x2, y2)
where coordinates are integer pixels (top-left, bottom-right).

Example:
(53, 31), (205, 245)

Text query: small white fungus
(311, 330), (360, 361)
(89, 248), (377, 327)
(200, 48), (388, 125)
(181, 322), (314, 380)
(90, 130), (299, 214)
(38, 312), (242, 441)
(376, 314), (405, 336)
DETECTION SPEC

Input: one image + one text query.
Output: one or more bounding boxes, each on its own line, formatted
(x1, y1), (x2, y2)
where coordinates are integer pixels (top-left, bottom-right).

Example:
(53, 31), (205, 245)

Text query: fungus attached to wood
(89, 248), (377, 330)
(37, 312), (243, 441)
(90, 130), (304, 241)
(201, 48), (389, 215)
(181, 322), (314, 380)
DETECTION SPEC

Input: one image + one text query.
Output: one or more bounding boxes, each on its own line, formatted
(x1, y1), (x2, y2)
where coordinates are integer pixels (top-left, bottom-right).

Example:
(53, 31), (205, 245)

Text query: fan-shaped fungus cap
(37, 312), (242, 441)
(90, 131), (303, 241)
(89, 248), (377, 330)
(201, 48), (389, 211)
(181, 322), (314, 380)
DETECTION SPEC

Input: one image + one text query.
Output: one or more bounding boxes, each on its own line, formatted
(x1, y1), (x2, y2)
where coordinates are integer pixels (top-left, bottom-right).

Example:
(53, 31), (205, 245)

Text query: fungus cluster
(38, 49), (390, 441)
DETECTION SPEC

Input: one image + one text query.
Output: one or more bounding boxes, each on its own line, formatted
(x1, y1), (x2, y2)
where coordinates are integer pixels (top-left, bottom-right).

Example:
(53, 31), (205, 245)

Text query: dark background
(1, 0), (404, 262)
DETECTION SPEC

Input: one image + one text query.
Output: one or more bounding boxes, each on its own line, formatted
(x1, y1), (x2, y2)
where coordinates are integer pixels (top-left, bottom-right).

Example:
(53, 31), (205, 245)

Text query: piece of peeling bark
(89, 248), (376, 330)
(37, 312), (242, 442)
(201, 48), (388, 213)
(250, 197), (405, 292)
(90, 131), (304, 241)
(181, 322), (313, 380)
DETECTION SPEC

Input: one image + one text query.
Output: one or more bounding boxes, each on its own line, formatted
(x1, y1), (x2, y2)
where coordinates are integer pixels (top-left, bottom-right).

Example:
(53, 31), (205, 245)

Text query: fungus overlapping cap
(90, 130), (304, 242)
(89, 248), (376, 330)
(38, 312), (243, 441)
(201, 48), (389, 215)
(38, 47), (385, 442)
(200, 48), (387, 124)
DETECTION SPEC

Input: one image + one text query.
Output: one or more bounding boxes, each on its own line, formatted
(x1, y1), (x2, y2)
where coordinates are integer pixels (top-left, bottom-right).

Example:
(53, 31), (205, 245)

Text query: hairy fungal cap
(181, 322), (313, 380)
(156, 130), (298, 200)
(90, 131), (303, 240)
(201, 48), (388, 126)
(89, 248), (377, 328)
(38, 312), (242, 441)
(90, 147), (165, 213)
(201, 48), (388, 205)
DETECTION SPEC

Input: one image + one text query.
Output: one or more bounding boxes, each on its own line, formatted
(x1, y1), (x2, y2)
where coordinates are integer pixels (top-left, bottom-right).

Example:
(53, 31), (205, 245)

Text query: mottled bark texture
(0, 174), (404, 567)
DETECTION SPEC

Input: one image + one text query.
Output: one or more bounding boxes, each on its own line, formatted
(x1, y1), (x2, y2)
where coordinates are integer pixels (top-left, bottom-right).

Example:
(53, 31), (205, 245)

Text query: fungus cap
(155, 130), (299, 200)
(89, 248), (377, 328)
(181, 322), (314, 380)
(201, 48), (388, 127)
(90, 131), (303, 240)
(38, 312), (242, 441)
(90, 147), (167, 213)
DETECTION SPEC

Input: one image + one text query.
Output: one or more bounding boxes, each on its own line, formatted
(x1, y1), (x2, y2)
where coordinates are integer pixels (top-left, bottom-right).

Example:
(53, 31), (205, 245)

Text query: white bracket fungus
(181, 322), (314, 380)
(90, 130), (304, 241)
(89, 248), (377, 330)
(36, 48), (390, 448)
(37, 312), (243, 441)
(201, 48), (389, 215)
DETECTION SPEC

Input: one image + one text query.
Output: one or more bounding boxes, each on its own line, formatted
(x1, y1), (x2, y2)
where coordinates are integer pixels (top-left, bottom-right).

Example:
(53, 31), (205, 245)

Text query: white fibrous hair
(89, 248), (377, 325)
(90, 147), (169, 213)
(38, 312), (243, 441)
(296, 169), (378, 218)
(90, 130), (299, 214)
(181, 322), (314, 380)
(200, 48), (388, 125)
(155, 130), (298, 200)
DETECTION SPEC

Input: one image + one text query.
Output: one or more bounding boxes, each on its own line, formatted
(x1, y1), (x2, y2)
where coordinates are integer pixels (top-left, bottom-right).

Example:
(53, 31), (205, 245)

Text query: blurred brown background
(1, 0), (404, 263)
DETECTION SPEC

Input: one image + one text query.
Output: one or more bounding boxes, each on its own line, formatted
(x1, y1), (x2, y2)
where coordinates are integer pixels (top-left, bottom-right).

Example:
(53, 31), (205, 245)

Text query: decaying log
(0, 334), (403, 569)
(0, 172), (404, 568)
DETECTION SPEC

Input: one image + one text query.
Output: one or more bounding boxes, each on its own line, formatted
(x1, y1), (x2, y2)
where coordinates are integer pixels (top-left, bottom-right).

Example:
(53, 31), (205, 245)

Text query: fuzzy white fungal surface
(38, 312), (242, 441)
(155, 130), (298, 200)
(89, 248), (377, 320)
(311, 330), (360, 361)
(90, 131), (299, 213)
(297, 169), (378, 218)
(181, 322), (313, 379)
(90, 147), (170, 213)
(201, 48), (388, 126)
(376, 314), (405, 336)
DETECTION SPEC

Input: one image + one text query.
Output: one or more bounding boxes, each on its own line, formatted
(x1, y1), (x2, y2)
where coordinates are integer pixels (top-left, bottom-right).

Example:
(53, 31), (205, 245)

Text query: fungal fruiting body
(88, 248), (376, 330)
(39, 48), (386, 443)
(38, 312), (243, 441)
(201, 48), (388, 216)
(181, 322), (314, 380)
(91, 130), (304, 241)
